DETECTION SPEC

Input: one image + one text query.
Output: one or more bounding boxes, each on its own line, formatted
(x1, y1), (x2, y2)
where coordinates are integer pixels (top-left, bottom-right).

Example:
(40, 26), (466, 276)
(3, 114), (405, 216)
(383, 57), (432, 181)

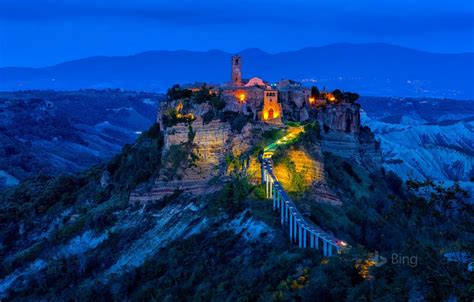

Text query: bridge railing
(261, 158), (348, 256)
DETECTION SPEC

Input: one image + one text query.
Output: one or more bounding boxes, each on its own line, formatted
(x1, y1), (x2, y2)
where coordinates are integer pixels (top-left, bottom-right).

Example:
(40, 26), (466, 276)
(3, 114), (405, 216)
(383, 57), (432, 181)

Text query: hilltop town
(159, 55), (361, 127)
(131, 55), (381, 204)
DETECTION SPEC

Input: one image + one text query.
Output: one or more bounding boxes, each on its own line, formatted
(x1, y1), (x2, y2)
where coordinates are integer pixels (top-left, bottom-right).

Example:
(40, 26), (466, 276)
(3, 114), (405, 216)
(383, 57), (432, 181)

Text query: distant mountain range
(1, 43), (473, 98)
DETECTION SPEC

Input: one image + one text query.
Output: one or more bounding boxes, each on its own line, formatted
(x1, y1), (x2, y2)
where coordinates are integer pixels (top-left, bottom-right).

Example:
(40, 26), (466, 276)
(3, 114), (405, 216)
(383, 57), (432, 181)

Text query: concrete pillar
(265, 172), (267, 198)
(280, 192), (284, 211)
(315, 235), (319, 249)
(310, 233), (314, 248)
(293, 215), (298, 243)
(272, 183), (276, 210)
(269, 179), (272, 199)
(289, 213), (293, 242)
(323, 240), (327, 256)
(298, 223), (303, 248)
(303, 228), (307, 248)
(280, 198), (285, 225)
(328, 244), (333, 256)
(276, 188), (280, 209)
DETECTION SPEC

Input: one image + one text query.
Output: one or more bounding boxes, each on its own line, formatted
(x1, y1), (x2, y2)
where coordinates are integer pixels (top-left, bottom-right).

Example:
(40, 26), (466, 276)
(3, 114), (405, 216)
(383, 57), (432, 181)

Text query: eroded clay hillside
(0, 90), (164, 188)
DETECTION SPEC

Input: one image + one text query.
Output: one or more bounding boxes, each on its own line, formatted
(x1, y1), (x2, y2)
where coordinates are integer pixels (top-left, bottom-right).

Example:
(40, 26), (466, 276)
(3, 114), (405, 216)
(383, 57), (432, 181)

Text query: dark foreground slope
(0, 123), (471, 301)
(0, 90), (164, 188)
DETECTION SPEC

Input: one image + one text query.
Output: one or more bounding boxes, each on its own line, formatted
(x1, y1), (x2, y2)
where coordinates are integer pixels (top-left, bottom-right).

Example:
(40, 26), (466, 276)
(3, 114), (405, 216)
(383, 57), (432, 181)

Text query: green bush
(207, 176), (252, 214)
(209, 95), (225, 111)
(202, 111), (215, 124)
(230, 114), (249, 133)
(166, 85), (192, 101)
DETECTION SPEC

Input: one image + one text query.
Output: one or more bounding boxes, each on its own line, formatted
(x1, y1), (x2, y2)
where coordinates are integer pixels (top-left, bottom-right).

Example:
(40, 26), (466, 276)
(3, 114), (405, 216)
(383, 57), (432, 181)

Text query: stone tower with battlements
(231, 55), (242, 86)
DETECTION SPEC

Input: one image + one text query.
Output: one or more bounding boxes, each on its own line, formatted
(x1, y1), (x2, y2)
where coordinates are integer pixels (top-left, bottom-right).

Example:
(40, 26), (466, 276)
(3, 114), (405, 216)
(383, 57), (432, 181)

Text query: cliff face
(134, 98), (381, 205)
(312, 103), (382, 171)
(131, 115), (257, 204)
(314, 103), (361, 134)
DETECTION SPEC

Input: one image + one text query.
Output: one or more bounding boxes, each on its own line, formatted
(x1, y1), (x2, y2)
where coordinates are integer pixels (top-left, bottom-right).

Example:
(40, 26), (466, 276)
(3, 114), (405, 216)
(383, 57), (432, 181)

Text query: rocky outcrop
(306, 103), (382, 171)
(131, 118), (258, 204)
(314, 103), (361, 134)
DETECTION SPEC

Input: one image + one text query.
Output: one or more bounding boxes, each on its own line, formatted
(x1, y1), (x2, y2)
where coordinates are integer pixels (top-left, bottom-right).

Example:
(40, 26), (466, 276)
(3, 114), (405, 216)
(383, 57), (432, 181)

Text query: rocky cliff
(313, 103), (382, 171)
(133, 97), (381, 205)
(131, 103), (259, 204)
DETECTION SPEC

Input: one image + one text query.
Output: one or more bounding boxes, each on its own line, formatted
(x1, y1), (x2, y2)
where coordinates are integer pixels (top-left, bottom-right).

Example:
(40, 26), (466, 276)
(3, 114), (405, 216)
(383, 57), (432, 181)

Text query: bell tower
(231, 55), (242, 86)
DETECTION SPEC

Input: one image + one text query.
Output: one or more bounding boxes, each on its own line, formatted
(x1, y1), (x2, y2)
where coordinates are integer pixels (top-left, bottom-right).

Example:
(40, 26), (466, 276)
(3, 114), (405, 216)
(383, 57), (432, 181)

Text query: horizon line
(2, 42), (473, 69)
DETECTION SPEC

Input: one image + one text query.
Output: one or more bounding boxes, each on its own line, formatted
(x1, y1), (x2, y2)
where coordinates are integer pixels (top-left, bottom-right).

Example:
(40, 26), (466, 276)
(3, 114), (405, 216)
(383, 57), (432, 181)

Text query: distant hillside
(0, 90), (163, 188)
(1, 43), (473, 99)
(360, 97), (474, 196)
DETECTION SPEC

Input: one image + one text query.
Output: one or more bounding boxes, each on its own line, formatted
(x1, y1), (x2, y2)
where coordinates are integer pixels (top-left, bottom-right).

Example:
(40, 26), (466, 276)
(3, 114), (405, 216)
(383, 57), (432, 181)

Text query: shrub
(209, 95), (225, 111)
(332, 89), (344, 102)
(166, 85), (192, 101)
(208, 176), (251, 214)
(202, 111), (215, 124)
(344, 92), (359, 103)
(311, 86), (320, 98)
(230, 114), (249, 133)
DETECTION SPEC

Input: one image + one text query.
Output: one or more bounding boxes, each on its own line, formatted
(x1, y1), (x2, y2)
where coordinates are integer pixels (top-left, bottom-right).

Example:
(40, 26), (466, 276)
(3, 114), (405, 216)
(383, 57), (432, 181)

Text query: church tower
(231, 55), (242, 86)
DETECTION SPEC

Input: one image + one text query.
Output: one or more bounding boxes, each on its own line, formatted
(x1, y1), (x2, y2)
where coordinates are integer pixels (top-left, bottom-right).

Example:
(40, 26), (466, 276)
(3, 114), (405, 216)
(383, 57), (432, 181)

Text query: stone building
(220, 55), (285, 123)
(261, 90), (282, 123)
(231, 55), (242, 86)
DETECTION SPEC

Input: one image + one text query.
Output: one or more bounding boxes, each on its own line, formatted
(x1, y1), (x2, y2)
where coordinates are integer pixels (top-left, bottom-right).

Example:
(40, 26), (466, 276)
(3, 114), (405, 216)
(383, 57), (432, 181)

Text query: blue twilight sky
(0, 0), (473, 67)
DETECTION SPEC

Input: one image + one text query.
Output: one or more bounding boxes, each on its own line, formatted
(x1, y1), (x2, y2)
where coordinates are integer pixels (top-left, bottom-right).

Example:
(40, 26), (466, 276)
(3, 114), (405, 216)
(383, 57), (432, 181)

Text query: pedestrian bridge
(261, 126), (348, 256)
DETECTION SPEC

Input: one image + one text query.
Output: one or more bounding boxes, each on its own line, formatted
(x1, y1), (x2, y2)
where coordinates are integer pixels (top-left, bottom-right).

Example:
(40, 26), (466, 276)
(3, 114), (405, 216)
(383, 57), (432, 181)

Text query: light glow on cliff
(326, 93), (336, 102)
(175, 101), (195, 120)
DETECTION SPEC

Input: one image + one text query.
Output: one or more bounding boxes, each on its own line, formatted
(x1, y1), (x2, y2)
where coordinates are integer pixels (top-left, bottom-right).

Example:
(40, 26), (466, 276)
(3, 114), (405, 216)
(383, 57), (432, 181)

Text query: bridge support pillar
(272, 183), (276, 210)
(269, 179), (273, 200)
(303, 228), (307, 248)
(298, 224), (303, 248)
(328, 244), (333, 256)
(289, 213), (293, 242)
(293, 215), (297, 243)
(323, 240), (327, 256)
(315, 235), (319, 249)
(280, 198), (285, 225)
(310, 233), (314, 248)
(265, 173), (269, 198)
(275, 187), (278, 209)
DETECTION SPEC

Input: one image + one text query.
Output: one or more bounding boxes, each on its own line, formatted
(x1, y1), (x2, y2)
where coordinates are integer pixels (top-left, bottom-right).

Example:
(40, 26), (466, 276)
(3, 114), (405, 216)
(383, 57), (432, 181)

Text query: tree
(311, 86), (320, 98)
(332, 89), (344, 102)
(344, 92), (359, 103)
